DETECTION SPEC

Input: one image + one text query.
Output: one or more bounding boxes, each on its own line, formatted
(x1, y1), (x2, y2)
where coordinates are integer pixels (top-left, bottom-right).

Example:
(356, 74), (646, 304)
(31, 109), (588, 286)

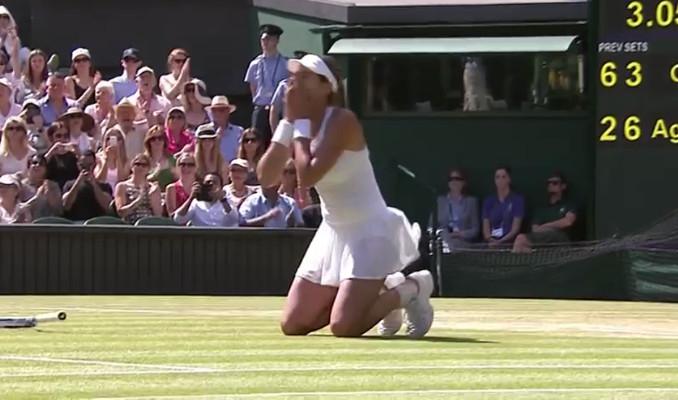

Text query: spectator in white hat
(17, 49), (48, 104)
(129, 66), (171, 126)
(110, 48), (142, 103)
(0, 117), (35, 176)
(224, 158), (257, 210)
(65, 48), (102, 109)
(85, 80), (116, 135)
(180, 79), (211, 130)
(0, 77), (21, 128)
(159, 48), (192, 105)
(0, 173), (30, 223)
(199, 95), (242, 163)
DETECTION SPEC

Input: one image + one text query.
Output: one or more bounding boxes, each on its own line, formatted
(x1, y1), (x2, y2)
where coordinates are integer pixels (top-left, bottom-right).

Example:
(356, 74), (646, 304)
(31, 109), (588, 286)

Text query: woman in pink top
(165, 152), (197, 216)
(164, 106), (193, 155)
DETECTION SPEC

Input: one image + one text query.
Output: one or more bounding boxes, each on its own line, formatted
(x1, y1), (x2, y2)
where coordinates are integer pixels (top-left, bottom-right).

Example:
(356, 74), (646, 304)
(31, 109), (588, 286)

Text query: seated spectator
(17, 49), (49, 104)
(20, 154), (62, 219)
(279, 159), (312, 209)
(85, 81), (116, 135)
(180, 79), (210, 130)
(94, 127), (130, 189)
(164, 106), (193, 155)
(194, 124), (227, 183)
(58, 107), (95, 153)
(130, 67), (170, 126)
(110, 48), (142, 103)
(431, 168), (479, 252)
(45, 122), (79, 190)
(165, 152), (197, 216)
(173, 173), (241, 227)
(145, 125), (176, 190)
(159, 48), (191, 105)
(0, 77), (21, 128)
(482, 166), (524, 248)
(113, 97), (146, 158)
(40, 72), (76, 125)
(240, 184), (303, 228)
(0, 173), (30, 223)
(513, 172), (577, 253)
(238, 128), (264, 186)
(114, 153), (162, 224)
(224, 158), (257, 210)
(0, 117), (35, 176)
(65, 48), (101, 109)
(62, 150), (113, 222)
(21, 99), (48, 154)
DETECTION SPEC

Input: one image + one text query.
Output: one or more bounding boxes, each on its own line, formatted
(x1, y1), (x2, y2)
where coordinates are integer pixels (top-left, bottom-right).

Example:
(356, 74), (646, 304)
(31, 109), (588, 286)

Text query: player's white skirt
(295, 207), (421, 287)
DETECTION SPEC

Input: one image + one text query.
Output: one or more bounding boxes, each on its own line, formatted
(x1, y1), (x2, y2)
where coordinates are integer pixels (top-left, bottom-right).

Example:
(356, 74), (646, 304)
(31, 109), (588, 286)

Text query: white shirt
(224, 184), (257, 209)
(173, 199), (241, 227)
(239, 192), (303, 228)
(128, 92), (171, 122)
(0, 147), (36, 176)
(114, 123), (146, 159)
(70, 132), (92, 153)
(0, 102), (22, 129)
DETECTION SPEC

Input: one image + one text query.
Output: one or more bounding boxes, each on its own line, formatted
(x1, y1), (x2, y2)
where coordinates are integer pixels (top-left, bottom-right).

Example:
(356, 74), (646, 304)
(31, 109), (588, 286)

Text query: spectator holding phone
(173, 172), (241, 227)
(62, 150), (113, 222)
(21, 99), (48, 154)
(45, 122), (79, 190)
(94, 127), (130, 189)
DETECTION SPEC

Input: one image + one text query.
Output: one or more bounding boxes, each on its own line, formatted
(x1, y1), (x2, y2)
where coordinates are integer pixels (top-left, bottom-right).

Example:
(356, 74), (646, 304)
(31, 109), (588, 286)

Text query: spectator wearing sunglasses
(513, 172), (577, 253)
(110, 48), (142, 103)
(164, 106), (193, 155)
(482, 166), (525, 248)
(114, 153), (162, 224)
(0, 117), (35, 176)
(130, 66), (171, 127)
(20, 154), (62, 219)
(160, 48), (191, 106)
(17, 49), (49, 104)
(144, 125), (176, 190)
(431, 168), (479, 252)
(237, 128), (264, 186)
(165, 152), (198, 216)
(44, 122), (79, 190)
(180, 79), (211, 131)
(62, 150), (113, 222)
(65, 48), (102, 109)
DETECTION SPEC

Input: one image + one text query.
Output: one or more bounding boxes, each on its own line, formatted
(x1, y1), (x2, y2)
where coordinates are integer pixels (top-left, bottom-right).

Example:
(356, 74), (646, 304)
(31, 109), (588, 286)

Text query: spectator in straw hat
(40, 72), (76, 125)
(0, 76), (21, 128)
(58, 107), (95, 154)
(65, 48), (102, 109)
(180, 79), (211, 130)
(199, 95), (241, 163)
(129, 66), (171, 126)
(110, 48), (142, 103)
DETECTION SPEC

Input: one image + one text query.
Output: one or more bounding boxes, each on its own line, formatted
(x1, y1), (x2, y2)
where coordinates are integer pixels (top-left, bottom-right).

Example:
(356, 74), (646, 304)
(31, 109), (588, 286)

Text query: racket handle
(35, 311), (67, 323)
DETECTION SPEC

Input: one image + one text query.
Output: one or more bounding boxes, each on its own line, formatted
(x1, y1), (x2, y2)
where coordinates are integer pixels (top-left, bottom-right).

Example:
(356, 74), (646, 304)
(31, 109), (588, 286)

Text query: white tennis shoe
(377, 308), (403, 336)
(403, 270), (434, 338)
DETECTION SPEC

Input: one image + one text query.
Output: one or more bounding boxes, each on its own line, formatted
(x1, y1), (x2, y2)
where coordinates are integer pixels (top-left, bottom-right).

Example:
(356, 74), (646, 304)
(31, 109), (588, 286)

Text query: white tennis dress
(296, 107), (421, 286)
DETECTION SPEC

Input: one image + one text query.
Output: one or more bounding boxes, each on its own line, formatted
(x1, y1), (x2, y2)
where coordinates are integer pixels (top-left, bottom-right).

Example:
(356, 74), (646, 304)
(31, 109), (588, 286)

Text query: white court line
(92, 387), (678, 399)
(0, 355), (220, 373)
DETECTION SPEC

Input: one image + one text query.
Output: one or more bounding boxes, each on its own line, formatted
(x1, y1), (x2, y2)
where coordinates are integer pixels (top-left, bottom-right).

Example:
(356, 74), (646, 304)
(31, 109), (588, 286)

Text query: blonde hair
(101, 126), (128, 166)
(195, 135), (224, 179)
(0, 117), (28, 157)
(167, 48), (189, 73)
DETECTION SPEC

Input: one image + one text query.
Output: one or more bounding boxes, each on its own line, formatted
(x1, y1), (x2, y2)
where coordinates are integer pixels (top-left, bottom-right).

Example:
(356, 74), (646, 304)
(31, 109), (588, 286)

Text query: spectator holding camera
(62, 150), (113, 222)
(21, 99), (48, 154)
(58, 107), (95, 153)
(240, 184), (303, 228)
(165, 152), (197, 216)
(20, 154), (62, 219)
(114, 153), (162, 224)
(0, 117), (35, 177)
(45, 122), (79, 190)
(482, 166), (525, 248)
(94, 127), (130, 189)
(431, 168), (479, 252)
(173, 172), (241, 227)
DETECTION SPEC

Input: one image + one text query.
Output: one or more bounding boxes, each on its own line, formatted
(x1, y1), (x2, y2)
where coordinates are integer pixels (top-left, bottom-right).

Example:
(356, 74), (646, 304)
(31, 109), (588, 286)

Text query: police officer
(244, 24), (288, 144)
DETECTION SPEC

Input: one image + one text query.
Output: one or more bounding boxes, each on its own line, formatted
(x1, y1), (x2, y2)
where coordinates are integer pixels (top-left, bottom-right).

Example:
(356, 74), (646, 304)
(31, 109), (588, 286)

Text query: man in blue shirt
(244, 24), (288, 143)
(240, 184), (304, 228)
(40, 73), (76, 125)
(110, 48), (142, 103)
(198, 96), (243, 163)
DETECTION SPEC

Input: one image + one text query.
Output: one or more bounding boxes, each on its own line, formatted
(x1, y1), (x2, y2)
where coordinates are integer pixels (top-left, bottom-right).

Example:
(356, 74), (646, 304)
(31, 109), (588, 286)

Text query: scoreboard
(596, 0), (678, 145)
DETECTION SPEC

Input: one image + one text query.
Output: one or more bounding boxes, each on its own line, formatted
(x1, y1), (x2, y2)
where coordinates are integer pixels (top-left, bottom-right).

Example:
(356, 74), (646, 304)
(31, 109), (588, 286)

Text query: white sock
(395, 280), (418, 307)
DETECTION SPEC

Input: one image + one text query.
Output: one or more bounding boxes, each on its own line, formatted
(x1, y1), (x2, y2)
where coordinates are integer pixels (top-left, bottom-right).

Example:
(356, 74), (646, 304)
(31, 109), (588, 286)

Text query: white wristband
(271, 119), (293, 147)
(293, 119), (312, 140)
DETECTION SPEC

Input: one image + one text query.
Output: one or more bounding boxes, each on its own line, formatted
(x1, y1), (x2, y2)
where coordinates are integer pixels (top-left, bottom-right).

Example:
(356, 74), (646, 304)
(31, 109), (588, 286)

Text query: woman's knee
(280, 318), (312, 336)
(329, 317), (363, 338)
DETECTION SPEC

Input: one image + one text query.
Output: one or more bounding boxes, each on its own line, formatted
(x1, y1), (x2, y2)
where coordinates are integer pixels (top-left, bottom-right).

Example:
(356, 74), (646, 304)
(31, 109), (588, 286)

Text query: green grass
(1, 297), (678, 399)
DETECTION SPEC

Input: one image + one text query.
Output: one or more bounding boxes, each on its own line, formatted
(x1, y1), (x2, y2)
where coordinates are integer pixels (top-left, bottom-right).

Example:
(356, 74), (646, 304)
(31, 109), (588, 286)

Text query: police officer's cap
(259, 24), (283, 37)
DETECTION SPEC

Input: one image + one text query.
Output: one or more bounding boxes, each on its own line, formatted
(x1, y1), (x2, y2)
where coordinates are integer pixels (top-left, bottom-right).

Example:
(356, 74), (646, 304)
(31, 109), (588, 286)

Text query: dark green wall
(253, 10), (330, 57)
(362, 115), (593, 235)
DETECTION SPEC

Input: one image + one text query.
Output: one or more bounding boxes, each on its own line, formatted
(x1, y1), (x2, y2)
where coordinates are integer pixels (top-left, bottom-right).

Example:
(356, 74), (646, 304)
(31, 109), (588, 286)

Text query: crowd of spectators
(0, 8), (317, 228)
